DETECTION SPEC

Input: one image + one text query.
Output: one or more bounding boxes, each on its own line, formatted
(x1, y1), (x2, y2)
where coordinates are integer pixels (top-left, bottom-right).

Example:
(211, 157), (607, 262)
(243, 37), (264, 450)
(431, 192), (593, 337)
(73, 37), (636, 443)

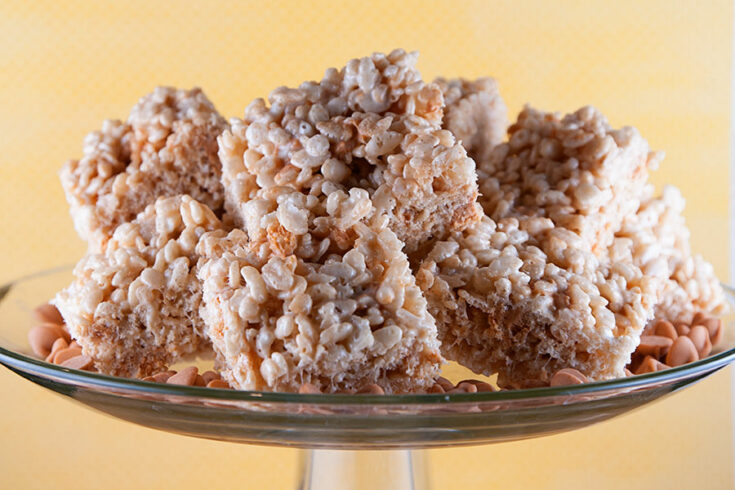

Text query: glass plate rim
(1, 268), (734, 406)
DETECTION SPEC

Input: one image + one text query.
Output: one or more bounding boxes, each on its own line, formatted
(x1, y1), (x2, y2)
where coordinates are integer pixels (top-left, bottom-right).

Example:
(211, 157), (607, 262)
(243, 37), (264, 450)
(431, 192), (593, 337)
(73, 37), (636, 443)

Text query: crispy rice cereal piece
(612, 185), (727, 324)
(52, 195), (222, 377)
(60, 87), (227, 251)
(417, 211), (660, 388)
(479, 105), (662, 253)
(436, 77), (508, 163)
(197, 222), (442, 393)
(218, 50), (480, 254)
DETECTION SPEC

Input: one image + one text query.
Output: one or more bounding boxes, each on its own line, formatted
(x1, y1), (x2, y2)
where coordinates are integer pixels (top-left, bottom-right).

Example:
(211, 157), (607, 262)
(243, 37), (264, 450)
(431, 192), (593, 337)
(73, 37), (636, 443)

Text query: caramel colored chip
(201, 370), (220, 384)
(637, 335), (674, 359)
(147, 370), (176, 383)
(693, 314), (724, 347)
(652, 320), (678, 341)
(45, 337), (69, 362)
(687, 326), (712, 359)
(674, 322), (691, 337)
(357, 384), (385, 395)
(53, 347), (83, 365)
(428, 383), (445, 394)
(61, 355), (94, 371)
(449, 382), (479, 394)
(298, 383), (321, 394)
(194, 375), (207, 387)
(550, 368), (588, 387)
(50, 337), (68, 354)
(710, 323), (724, 346)
(28, 324), (65, 358)
(457, 379), (495, 392)
(634, 355), (668, 375)
(206, 379), (231, 389)
(33, 304), (64, 325)
(435, 377), (455, 391)
(166, 366), (199, 386)
(666, 336), (699, 366)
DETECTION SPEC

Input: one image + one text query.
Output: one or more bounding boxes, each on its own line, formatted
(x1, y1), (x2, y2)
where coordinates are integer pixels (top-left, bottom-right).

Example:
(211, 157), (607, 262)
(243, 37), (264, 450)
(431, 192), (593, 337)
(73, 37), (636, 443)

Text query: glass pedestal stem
(298, 449), (430, 490)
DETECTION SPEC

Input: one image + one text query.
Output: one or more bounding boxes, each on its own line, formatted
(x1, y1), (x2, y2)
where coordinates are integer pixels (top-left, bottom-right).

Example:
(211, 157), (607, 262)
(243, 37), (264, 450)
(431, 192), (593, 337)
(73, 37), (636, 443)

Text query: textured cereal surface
(436, 77), (508, 163)
(479, 105), (662, 254)
(53, 195), (222, 377)
(612, 185), (728, 324)
(417, 211), (660, 388)
(418, 105), (667, 387)
(218, 49), (481, 255)
(60, 87), (227, 251)
(197, 221), (442, 393)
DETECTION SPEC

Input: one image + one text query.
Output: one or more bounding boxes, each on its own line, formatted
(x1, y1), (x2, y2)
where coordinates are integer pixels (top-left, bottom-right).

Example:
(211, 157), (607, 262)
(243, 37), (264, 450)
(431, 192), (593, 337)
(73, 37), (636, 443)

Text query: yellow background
(0, 1), (731, 488)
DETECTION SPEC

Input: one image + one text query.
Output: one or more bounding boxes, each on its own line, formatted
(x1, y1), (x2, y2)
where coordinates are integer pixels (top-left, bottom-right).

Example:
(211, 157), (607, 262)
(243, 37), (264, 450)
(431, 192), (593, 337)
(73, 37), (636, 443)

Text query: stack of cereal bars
(52, 50), (727, 392)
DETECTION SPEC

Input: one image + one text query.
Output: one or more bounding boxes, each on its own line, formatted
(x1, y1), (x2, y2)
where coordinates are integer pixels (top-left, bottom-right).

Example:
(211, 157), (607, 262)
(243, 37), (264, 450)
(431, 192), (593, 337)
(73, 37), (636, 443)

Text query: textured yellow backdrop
(0, 1), (731, 488)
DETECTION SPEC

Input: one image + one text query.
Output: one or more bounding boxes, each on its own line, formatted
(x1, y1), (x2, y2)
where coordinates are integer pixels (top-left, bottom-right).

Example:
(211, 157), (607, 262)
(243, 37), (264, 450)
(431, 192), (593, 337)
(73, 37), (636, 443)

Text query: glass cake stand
(2, 268), (735, 490)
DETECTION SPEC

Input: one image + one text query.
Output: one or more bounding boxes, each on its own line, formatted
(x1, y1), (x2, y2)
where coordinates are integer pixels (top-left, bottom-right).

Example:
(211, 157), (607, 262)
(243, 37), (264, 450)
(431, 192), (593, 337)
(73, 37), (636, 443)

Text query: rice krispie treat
(197, 221), (442, 393)
(479, 105), (662, 253)
(436, 77), (508, 163)
(417, 211), (661, 388)
(218, 50), (481, 255)
(611, 185), (728, 324)
(52, 195), (222, 377)
(60, 87), (227, 251)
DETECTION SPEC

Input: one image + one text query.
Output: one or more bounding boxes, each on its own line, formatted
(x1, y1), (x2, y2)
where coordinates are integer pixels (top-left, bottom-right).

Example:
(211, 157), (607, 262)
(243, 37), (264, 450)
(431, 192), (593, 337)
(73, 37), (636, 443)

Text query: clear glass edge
(1, 274), (733, 406)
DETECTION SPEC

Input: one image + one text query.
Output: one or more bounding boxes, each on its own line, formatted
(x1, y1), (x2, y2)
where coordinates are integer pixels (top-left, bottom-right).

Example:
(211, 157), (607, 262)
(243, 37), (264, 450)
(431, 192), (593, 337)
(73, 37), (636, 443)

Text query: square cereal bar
(53, 195), (222, 377)
(60, 87), (227, 251)
(197, 222), (442, 393)
(217, 50), (481, 255)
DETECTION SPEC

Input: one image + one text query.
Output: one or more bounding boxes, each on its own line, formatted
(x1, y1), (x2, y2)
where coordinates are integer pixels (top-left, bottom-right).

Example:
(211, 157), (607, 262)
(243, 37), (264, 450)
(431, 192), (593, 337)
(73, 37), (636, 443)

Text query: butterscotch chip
(449, 382), (478, 394)
(28, 325), (65, 358)
(637, 335), (674, 359)
(61, 355), (94, 371)
(357, 384), (385, 395)
(687, 326), (712, 359)
(50, 337), (68, 353)
(549, 368), (588, 387)
(652, 320), (678, 341)
(710, 323), (724, 346)
(428, 383), (445, 394)
(53, 347), (83, 365)
(206, 379), (231, 389)
(201, 370), (220, 384)
(634, 356), (668, 375)
(298, 383), (321, 394)
(435, 377), (455, 391)
(33, 304), (64, 325)
(666, 336), (699, 366)
(147, 370), (176, 383)
(167, 366), (198, 386)
(457, 379), (495, 392)
(46, 338), (69, 362)
(693, 314), (724, 346)
(675, 322), (691, 336)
